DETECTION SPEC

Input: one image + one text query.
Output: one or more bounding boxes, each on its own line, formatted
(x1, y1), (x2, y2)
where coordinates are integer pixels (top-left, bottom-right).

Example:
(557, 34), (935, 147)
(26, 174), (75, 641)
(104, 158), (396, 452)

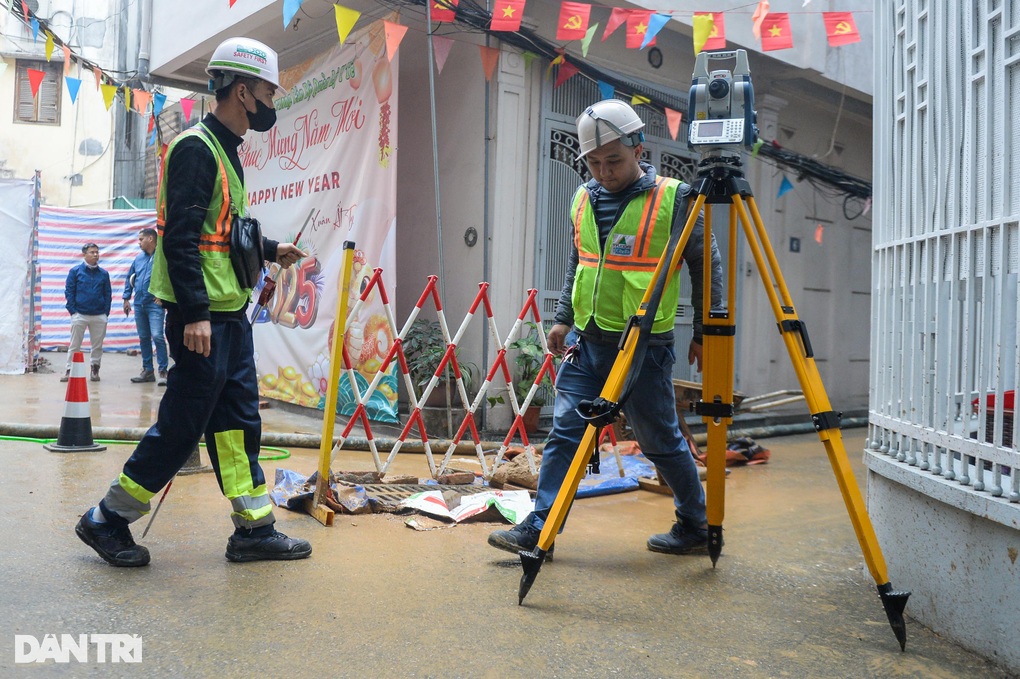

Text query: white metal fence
(871, 1), (1020, 506)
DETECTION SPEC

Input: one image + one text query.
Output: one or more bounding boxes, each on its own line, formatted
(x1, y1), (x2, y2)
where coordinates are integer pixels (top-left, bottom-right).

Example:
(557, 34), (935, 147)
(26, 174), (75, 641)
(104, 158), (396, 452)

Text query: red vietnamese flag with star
(491, 0), (526, 31)
(823, 12), (860, 46)
(626, 10), (655, 49)
(430, 0), (458, 22)
(694, 12), (725, 50)
(760, 13), (793, 51)
(557, 1), (591, 41)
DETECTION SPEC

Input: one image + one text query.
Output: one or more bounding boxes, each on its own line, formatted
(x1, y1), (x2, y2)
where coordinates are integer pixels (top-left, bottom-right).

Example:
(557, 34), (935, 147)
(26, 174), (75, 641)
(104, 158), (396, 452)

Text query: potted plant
(490, 322), (558, 434)
(403, 318), (476, 408)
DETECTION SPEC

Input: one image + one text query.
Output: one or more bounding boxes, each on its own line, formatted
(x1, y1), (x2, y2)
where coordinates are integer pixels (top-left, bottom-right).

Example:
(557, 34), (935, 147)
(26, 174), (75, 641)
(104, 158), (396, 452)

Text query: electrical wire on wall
(378, 0), (873, 218)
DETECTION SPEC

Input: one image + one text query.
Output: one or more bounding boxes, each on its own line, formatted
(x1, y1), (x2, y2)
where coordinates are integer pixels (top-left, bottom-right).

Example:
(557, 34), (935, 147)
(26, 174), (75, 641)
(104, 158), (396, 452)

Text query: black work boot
(90, 364), (100, 382)
(488, 523), (542, 554)
(75, 509), (150, 567)
(225, 529), (312, 562)
(647, 520), (712, 555)
(130, 370), (155, 383)
(60, 370), (69, 383)
(157, 370), (168, 387)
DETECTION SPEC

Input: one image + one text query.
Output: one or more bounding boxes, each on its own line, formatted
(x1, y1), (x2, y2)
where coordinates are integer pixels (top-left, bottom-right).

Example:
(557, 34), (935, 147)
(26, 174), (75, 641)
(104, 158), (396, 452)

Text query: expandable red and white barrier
(326, 270), (559, 479)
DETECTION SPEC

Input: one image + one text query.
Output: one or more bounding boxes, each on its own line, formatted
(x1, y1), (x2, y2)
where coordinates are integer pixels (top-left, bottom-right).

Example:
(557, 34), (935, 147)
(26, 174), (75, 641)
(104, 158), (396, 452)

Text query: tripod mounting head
(687, 49), (758, 155)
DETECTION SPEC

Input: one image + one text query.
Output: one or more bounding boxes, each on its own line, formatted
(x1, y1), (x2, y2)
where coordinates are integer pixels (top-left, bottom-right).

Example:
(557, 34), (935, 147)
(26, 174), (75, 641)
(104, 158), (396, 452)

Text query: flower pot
(522, 405), (542, 434)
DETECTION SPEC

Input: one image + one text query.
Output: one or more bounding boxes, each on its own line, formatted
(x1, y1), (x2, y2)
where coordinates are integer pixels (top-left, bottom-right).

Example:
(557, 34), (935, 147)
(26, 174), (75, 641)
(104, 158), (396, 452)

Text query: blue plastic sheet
(574, 451), (657, 498)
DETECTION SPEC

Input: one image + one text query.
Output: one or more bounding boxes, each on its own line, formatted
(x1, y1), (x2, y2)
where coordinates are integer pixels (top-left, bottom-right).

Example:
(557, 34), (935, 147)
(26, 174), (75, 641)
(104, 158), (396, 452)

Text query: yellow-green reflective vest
(150, 123), (250, 312)
(570, 176), (681, 334)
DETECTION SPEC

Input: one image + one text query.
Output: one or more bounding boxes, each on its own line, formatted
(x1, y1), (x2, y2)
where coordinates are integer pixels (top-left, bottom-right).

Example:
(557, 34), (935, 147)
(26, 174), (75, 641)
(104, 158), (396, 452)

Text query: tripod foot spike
(877, 582), (910, 651)
(518, 547), (549, 605)
(708, 525), (723, 567)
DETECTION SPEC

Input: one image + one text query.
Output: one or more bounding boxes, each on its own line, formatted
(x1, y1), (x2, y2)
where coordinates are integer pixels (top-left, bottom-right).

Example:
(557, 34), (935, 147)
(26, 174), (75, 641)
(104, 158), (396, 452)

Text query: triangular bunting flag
(554, 61), (579, 88)
(479, 45), (500, 81)
(153, 91), (167, 117)
(491, 0), (525, 31)
(180, 97), (195, 122)
(761, 13), (793, 51)
(30, 17), (38, 41)
(334, 5), (361, 43)
(630, 94), (650, 107)
(430, 0), (458, 22)
(665, 107), (682, 141)
(752, 1), (770, 41)
(752, 138), (764, 157)
(602, 7), (627, 41)
(626, 11), (654, 49)
(148, 114), (155, 134)
(133, 89), (151, 115)
(45, 31), (54, 60)
(432, 35), (455, 74)
(814, 224), (824, 244)
(522, 52), (537, 70)
(26, 68), (46, 98)
(545, 53), (564, 80)
(62, 45), (72, 75)
(823, 12), (861, 47)
(123, 86), (131, 111)
(862, 197), (872, 216)
(383, 20), (408, 61)
(581, 23), (597, 57)
(283, 0), (304, 29)
(21, 0), (29, 24)
(694, 12), (726, 53)
(556, 2), (591, 42)
(777, 175), (794, 198)
(92, 67), (102, 90)
(641, 14), (670, 50)
(149, 121), (158, 146)
(597, 80), (614, 100)
(64, 74), (81, 102)
(100, 83), (117, 110)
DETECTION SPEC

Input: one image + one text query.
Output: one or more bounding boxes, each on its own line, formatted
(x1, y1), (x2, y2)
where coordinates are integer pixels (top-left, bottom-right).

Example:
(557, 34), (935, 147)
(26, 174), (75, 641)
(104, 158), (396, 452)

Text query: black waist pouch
(230, 215), (264, 290)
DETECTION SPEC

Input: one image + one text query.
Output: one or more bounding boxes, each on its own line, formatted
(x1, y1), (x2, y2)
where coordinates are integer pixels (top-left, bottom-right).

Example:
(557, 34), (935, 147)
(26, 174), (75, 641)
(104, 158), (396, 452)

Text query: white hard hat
(207, 37), (287, 95)
(576, 99), (645, 158)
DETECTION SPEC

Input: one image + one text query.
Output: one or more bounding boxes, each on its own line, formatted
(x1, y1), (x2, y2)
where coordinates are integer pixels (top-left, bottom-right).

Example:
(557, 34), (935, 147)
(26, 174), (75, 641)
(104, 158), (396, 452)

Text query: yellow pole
(313, 242), (356, 512)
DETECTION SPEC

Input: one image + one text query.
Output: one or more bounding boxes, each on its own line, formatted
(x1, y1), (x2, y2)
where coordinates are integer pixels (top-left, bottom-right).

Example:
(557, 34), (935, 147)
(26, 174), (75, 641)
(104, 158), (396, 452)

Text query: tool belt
(230, 215), (264, 290)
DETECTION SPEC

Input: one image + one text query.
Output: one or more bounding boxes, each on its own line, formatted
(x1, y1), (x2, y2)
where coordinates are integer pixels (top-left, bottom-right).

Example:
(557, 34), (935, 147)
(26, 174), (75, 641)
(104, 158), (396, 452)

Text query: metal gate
(533, 76), (714, 383)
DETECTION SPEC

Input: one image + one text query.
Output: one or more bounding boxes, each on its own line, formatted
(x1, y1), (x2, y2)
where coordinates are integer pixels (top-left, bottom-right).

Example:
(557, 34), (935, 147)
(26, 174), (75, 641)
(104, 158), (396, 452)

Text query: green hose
(0, 435), (290, 461)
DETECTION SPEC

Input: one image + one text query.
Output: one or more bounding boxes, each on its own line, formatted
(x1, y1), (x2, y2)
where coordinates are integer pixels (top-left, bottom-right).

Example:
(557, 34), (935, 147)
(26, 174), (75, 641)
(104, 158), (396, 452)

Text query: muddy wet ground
(0, 353), (1007, 677)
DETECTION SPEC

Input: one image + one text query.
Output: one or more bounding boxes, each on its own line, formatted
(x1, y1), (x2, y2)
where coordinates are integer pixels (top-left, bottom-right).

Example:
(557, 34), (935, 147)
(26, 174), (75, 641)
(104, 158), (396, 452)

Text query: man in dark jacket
(76, 37), (310, 567)
(63, 242), (112, 382)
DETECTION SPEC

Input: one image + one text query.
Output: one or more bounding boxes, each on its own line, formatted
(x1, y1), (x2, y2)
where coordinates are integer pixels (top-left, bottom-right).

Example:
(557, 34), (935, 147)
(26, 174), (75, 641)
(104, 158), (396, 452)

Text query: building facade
(870, 2), (1020, 672)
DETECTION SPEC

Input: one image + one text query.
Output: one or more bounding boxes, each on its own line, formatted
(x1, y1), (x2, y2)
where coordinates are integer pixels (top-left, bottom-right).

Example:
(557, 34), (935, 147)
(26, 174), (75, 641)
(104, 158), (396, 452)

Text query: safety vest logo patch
(610, 234), (635, 257)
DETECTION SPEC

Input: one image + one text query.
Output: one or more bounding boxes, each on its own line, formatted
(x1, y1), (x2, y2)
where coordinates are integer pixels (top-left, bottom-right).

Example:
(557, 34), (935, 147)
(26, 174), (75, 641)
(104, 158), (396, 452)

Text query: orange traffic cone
(44, 352), (106, 453)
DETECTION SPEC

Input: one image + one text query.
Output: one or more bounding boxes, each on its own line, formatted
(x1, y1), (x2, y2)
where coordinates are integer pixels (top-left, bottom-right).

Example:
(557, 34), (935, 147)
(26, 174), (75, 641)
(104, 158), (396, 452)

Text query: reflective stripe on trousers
(100, 316), (275, 530)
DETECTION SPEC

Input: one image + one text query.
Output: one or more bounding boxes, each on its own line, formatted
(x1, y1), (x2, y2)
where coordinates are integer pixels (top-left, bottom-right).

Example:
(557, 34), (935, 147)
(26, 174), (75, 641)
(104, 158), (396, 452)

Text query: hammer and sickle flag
(823, 12), (860, 46)
(430, 0), (458, 23)
(556, 1), (591, 41)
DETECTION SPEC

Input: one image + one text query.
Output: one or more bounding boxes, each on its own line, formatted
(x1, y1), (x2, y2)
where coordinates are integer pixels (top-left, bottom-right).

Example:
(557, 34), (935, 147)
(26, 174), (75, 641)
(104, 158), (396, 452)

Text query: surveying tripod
(515, 152), (911, 650)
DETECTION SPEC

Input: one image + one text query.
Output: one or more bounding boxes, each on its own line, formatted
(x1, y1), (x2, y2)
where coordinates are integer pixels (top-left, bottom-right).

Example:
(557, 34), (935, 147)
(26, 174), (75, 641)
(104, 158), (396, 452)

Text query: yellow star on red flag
(759, 12), (792, 51)
(491, 0), (525, 30)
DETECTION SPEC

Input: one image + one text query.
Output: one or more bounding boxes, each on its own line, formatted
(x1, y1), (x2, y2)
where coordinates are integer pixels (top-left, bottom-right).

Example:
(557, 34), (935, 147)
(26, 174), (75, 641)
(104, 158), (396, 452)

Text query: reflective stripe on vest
(570, 176), (682, 334)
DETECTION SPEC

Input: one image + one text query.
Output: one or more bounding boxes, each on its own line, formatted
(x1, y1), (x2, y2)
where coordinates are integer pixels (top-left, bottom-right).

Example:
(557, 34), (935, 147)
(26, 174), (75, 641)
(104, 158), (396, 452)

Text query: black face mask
(245, 95), (277, 132)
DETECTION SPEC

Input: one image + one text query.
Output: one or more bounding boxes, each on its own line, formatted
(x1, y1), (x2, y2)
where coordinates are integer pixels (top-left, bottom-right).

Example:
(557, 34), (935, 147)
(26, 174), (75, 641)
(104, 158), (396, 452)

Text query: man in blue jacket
(123, 228), (168, 385)
(63, 242), (112, 383)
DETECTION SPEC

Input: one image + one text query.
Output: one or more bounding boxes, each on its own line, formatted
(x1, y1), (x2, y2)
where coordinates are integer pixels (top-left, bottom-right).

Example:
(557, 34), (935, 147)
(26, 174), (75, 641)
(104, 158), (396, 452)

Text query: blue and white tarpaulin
(37, 206), (156, 352)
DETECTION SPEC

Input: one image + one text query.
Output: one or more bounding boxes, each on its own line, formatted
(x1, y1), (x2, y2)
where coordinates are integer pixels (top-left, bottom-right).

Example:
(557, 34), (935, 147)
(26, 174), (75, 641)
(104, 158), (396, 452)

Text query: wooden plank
(304, 496), (334, 527)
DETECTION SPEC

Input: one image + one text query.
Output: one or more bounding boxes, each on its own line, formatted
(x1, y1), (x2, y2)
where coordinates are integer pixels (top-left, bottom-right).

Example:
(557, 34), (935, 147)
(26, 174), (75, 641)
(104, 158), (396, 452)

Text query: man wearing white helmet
(76, 37), (311, 567)
(489, 99), (724, 557)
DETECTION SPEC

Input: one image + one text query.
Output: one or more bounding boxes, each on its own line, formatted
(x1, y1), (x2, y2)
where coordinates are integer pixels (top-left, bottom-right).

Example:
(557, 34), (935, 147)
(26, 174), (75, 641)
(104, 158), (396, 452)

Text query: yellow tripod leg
(699, 204), (738, 565)
(518, 194), (708, 604)
(733, 194), (910, 649)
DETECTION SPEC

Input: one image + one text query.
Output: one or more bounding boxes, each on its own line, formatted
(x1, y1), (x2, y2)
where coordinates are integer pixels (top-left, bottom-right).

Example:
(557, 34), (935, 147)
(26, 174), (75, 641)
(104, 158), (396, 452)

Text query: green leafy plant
(489, 322), (558, 408)
(403, 318), (476, 399)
